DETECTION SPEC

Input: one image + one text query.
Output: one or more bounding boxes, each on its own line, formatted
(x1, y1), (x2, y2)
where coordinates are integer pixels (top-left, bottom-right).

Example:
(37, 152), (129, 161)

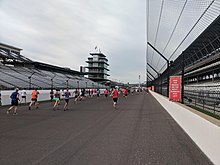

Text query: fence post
(214, 100), (216, 115)
(203, 92), (205, 110)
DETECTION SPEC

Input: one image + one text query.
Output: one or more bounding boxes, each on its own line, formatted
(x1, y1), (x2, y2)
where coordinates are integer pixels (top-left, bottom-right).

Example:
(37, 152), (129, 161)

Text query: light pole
(51, 74), (56, 90)
(66, 79), (69, 88)
(28, 72), (35, 90)
(77, 81), (79, 89)
(181, 51), (185, 104)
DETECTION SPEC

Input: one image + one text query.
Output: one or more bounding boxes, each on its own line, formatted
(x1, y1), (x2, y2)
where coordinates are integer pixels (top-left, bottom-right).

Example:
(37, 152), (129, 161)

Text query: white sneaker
(6, 110), (10, 114)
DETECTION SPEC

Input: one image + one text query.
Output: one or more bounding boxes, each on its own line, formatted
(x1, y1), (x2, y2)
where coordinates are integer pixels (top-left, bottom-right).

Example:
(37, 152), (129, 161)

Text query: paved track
(0, 93), (212, 165)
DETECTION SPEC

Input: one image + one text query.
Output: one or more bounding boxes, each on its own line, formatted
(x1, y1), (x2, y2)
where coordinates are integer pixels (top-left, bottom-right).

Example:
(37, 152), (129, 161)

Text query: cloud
(1, 0), (218, 83)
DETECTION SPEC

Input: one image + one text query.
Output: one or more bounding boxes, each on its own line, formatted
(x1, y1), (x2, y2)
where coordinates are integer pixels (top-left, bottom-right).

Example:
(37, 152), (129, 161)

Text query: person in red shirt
(29, 89), (39, 110)
(122, 88), (128, 99)
(111, 86), (119, 109)
(104, 88), (109, 98)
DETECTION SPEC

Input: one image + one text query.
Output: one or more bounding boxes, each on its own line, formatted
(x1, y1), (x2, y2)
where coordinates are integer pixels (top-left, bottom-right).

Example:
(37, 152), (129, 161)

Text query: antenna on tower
(94, 46), (101, 53)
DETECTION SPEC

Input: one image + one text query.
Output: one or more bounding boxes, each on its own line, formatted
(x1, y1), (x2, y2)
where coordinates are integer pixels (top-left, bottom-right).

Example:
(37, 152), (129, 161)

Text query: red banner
(151, 86), (155, 91)
(169, 76), (182, 102)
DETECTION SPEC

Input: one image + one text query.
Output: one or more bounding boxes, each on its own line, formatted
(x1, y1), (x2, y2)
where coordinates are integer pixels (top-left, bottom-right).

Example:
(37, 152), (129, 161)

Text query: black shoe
(29, 107), (31, 110)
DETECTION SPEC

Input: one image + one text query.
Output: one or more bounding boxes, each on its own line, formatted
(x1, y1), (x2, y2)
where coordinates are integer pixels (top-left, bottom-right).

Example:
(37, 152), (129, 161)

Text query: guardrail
(184, 89), (220, 115)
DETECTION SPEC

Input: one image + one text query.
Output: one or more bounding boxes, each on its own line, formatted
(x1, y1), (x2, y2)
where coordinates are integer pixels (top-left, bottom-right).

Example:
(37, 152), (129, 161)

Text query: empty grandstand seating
(0, 63), (105, 90)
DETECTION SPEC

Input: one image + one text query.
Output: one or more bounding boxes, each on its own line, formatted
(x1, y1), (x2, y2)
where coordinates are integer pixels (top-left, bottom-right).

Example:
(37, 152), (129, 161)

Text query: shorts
(105, 94), (108, 97)
(31, 98), (37, 102)
(22, 96), (26, 98)
(65, 99), (69, 103)
(53, 97), (60, 101)
(75, 95), (78, 98)
(11, 100), (18, 106)
(125, 94), (128, 96)
(113, 98), (118, 103)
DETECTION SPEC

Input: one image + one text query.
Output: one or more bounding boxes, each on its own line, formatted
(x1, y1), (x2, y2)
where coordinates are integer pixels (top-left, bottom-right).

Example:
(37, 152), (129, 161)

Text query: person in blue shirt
(7, 88), (20, 115)
(63, 88), (71, 111)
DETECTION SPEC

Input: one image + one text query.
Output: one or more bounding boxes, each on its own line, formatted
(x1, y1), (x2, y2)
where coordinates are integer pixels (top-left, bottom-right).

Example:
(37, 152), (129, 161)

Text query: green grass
(187, 104), (220, 120)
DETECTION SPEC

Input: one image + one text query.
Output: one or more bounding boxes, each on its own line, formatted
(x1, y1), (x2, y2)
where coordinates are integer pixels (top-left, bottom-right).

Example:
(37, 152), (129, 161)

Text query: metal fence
(184, 85), (220, 115)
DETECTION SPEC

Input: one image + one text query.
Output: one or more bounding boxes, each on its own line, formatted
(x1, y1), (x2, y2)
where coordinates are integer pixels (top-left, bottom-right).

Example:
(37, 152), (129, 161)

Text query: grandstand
(149, 14), (220, 116)
(0, 43), (106, 90)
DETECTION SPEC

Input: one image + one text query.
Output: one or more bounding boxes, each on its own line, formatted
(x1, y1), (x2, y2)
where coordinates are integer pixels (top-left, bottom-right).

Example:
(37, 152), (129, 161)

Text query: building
(86, 52), (110, 82)
(0, 42), (106, 90)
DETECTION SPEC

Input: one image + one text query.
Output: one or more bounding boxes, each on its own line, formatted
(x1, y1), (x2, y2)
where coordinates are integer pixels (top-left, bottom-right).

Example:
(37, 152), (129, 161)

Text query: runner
(61, 89), (65, 99)
(104, 88), (109, 98)
(53, 89), (61, 110)
(96, 89), (100, 98)
(49, 89), (54, 102)
(111, 86), (119, 109)
(21, 88), (27, 103)
(63, 88), (71, 111)
(29, 89), (39, 110)
(7, 88), (19, 115)
(93, 88), (96, 97)
(123, 88), (128, 99)
(131, 88), (134, 95)
(74, 89), (79, 104)
(81, 88), (85, 100)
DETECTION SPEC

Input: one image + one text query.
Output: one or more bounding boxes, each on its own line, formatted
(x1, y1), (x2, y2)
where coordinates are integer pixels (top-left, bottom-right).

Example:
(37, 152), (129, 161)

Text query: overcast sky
(0, 0), (219, 83)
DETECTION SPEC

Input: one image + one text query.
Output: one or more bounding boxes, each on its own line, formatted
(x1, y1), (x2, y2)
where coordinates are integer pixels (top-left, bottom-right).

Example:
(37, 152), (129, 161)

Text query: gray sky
(0, 0), (219, 83)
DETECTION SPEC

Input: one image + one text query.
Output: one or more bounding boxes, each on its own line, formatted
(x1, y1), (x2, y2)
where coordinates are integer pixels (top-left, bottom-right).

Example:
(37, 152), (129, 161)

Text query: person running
(131, 88), (134, 95)
(29, 89), (39, 110)
(21, 88), (27, 103)
(96, 89), (100, 98)
(61, 89), (65, 99)
(80, 88), (85, 100)
(104, 88), (109, 98)
(53, 89), (60, 110)
(123, 88), (128, 99)
(7, 88), (19, 115)
(93, 88), (96, 97)
(50, 89), (54, 102)
(111, 87), (119, 109)
(74, 89), (79, 104)
(63, 88), (71, 111)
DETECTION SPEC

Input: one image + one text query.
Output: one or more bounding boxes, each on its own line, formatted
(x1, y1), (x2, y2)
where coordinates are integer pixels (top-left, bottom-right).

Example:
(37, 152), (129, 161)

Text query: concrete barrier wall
(0, 89), (105, 106)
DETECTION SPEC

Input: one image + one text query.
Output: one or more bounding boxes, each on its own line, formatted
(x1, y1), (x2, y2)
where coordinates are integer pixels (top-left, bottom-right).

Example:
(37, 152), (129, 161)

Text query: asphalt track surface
(0, 93), (212, 165)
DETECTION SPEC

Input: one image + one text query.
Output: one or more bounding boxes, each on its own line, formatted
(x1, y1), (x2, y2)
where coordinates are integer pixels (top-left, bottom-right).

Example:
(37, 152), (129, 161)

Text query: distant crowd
(0, 86), (145, 115)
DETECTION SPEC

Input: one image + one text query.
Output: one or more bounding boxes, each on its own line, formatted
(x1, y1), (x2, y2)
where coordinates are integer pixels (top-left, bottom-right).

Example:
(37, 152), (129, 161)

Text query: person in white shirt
(21, 89), (27, 103)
